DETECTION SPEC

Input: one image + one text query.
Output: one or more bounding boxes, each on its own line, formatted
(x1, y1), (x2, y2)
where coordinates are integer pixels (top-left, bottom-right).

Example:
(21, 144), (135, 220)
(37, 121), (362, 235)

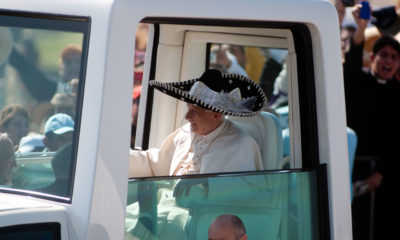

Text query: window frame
(0, 9), (91, 203)
(0, 222), (61, 240)
(130, 18), (329, 238)
(138, 18), (319, 169)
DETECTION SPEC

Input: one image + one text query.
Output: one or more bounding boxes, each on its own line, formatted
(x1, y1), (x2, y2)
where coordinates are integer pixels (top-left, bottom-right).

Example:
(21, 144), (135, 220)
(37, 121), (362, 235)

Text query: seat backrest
(282, 128), (290, 157)
(227, 111), (283, 170)
(347, 127), (357, 201)
(275, 105), (289, 129)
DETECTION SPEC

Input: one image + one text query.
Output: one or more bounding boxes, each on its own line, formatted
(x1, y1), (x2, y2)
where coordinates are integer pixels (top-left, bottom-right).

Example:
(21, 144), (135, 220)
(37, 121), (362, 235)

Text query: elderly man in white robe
(129, 103), (263, 176)
(129, 69), (266, 177)
(126, 69), (267, 239)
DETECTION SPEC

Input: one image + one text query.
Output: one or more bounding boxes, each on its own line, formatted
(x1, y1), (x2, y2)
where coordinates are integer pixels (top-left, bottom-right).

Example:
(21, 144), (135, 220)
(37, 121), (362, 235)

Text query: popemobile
(0, 0), (352, 239)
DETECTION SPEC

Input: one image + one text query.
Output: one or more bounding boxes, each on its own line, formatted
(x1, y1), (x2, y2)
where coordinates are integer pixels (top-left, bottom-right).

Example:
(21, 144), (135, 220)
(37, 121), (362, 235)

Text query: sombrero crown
(149, 69), (267, 117)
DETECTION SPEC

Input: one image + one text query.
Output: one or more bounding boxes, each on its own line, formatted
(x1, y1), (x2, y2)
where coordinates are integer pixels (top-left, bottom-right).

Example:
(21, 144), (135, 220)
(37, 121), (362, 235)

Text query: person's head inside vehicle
(43, 113), (74, 152)
(370, 35), (400, 81)
(208, 214), (248, 240)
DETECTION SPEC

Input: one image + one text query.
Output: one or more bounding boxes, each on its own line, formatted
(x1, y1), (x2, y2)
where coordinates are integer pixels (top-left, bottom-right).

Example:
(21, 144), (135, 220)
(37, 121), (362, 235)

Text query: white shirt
(129, 119), (263, 177)
(174, 120), (228, 175)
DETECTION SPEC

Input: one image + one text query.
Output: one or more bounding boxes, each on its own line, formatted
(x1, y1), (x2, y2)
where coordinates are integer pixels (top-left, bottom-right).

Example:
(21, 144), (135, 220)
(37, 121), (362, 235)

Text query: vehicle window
(130, 27), (294, 179)
(0, 223), (61, 240)
(129, 21), (325, 238)
(208, 43), (290, 169)
(0, 13), (89, 200)
(125, 171), (320, 240)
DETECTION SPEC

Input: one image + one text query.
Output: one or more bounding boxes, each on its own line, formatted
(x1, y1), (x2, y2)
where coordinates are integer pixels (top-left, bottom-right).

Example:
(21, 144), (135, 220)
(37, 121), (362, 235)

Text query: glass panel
(0, 223), (60, 240)
(125, 170), (320, 240)
(208, 43), (290, 169)
(0, 13), (88, 199)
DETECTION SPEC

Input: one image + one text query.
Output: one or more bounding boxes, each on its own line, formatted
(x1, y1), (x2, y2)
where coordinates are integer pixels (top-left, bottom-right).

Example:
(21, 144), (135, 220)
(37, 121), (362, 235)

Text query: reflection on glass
(208, 43), (288, 107)
(0, 15), (86, 199)
(208, 43), (291, 166)
(126, 171), (319, 240)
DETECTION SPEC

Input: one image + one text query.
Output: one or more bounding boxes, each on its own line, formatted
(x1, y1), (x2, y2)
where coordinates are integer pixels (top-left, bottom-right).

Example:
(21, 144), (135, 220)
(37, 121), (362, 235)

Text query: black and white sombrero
(149, 69), (267, 117)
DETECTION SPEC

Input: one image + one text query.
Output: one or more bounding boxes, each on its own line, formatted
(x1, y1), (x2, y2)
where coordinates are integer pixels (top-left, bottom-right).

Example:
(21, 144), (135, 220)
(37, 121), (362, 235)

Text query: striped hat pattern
(149, 69), (266, 117)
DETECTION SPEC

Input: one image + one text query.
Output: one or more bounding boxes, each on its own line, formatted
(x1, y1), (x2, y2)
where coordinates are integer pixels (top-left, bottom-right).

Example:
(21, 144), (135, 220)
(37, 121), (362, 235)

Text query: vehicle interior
(126, 20), (323, 240)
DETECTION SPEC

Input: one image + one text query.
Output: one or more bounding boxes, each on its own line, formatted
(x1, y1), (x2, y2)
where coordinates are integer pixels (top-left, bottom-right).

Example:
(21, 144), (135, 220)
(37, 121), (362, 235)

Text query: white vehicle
(0, 0), (352, 239)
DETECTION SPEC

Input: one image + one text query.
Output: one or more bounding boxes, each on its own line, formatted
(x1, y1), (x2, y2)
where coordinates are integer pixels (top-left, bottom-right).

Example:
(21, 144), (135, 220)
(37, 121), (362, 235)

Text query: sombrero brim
(149, 72), (267, 117)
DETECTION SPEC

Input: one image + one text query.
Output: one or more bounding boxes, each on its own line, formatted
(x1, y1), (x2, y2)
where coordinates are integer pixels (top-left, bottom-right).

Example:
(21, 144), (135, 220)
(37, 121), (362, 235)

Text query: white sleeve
(129, 129), (181, 177)
(129, 148), (158, 177)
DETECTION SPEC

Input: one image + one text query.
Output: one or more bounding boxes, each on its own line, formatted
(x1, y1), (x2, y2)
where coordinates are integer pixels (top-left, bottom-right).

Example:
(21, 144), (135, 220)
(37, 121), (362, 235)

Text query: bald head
(208, 214), (247, 240)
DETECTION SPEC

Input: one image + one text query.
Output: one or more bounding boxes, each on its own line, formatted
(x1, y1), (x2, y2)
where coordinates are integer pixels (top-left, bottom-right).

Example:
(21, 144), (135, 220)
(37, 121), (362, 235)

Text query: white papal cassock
(129, 119), (263, 177)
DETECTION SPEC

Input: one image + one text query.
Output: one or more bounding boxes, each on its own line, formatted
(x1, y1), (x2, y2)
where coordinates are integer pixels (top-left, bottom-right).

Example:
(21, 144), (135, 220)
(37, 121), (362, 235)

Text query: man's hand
(353, 172), (383, 197)
(365, 172), (383, 191)
(352, 3), (370, 45)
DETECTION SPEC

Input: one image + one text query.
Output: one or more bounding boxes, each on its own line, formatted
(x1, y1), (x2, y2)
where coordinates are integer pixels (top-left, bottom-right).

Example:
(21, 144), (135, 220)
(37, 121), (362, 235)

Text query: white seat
(227, 111), (283, 170)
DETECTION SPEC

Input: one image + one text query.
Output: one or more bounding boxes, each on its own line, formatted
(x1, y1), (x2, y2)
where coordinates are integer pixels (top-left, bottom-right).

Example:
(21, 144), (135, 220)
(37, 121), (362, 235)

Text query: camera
(341, 0), (354, 7)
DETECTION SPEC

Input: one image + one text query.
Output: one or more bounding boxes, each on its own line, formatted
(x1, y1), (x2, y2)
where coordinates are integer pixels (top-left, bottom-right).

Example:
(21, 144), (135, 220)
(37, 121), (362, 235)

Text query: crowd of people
(333, 0), (400, 239)
(0, 105), (75, 195)
(0, 26), (80, 196)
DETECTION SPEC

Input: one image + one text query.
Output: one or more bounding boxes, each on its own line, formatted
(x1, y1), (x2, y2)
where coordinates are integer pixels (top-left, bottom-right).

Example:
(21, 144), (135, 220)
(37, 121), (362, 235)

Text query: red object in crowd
(134, 71), (143, 82)
(133, 85), (142, 100)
